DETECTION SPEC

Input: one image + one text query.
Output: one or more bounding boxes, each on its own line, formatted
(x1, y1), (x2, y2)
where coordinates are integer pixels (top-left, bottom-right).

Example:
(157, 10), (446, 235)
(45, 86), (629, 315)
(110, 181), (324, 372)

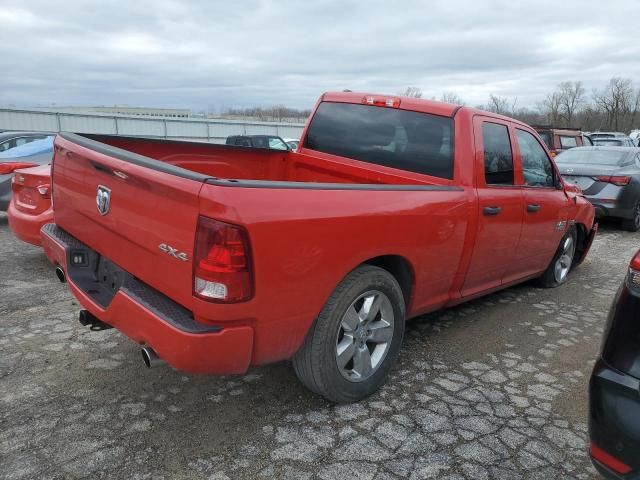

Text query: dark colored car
(225, 135), (290, 151)
(589, 249), (640, 478)
(555, 146), (640, 231)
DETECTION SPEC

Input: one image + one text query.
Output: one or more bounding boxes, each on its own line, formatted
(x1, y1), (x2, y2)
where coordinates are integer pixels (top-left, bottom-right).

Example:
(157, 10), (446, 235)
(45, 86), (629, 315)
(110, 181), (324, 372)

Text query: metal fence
(0, 108), (306, 143)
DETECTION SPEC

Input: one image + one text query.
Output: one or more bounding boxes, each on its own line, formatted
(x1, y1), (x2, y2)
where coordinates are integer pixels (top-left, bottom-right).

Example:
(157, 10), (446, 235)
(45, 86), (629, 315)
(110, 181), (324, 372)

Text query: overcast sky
(1, 0), (638, 111)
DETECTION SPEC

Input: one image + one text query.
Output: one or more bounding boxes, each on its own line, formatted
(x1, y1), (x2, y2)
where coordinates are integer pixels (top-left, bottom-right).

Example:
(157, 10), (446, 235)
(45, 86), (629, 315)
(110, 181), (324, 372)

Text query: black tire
(536, 226), (577, 288)
(621, 202), (640, 232)
(292, 265), (405, 403)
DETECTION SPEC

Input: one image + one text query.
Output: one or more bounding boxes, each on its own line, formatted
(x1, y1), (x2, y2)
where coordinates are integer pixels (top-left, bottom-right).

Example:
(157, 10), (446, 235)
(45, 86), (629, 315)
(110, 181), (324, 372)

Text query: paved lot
(0, 212), (635, 479)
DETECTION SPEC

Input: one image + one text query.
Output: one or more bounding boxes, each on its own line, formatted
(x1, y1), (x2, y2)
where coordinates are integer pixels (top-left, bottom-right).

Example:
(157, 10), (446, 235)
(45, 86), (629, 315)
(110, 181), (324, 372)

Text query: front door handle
(527, 204), (541, 212)
(483, 206), (502, 216)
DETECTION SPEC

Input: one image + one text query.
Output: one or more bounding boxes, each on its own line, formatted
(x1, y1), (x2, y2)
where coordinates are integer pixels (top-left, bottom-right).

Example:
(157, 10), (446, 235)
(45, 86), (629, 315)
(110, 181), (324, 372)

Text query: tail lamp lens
(0, 162), (38, 175)
(590, 443), (632, 475)
(593, 175), (631, 186)
(193, 217), (252, 302)
(629, 250), (640, 290)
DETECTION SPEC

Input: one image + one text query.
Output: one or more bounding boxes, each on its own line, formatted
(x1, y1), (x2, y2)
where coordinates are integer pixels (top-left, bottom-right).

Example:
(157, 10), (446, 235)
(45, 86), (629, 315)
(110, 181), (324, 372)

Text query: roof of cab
(320, 91), (532, 129)
(321, 91), (460, 118)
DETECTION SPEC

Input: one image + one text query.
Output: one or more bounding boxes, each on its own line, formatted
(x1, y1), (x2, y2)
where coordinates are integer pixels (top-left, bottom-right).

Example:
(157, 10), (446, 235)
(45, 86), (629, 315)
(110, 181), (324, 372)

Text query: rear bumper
(6, 200), (52, 246)
(586, 186), (637, 220)
(589, 358), (640, 478)
(40, 223), (254, 375)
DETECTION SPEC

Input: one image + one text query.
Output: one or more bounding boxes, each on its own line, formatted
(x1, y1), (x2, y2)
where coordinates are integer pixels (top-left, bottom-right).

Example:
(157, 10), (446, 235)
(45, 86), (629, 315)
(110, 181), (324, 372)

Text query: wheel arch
(362, 254), (414, 309)
(574, 221), (589, 263)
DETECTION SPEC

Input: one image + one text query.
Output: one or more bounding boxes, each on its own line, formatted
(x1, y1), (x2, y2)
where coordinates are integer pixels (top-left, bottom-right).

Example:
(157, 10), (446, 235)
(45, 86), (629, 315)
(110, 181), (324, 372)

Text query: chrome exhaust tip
(141, 346), (163, 368)
(55, 266), (66, 283)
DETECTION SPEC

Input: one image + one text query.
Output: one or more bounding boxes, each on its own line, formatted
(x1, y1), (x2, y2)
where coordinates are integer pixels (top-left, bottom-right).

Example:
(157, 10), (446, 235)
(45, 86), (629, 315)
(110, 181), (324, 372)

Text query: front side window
(482, 122), (514, 185)
(559, 136), (578, 148)
(516, 129), (555, 187)
(305, 102), (454, 179)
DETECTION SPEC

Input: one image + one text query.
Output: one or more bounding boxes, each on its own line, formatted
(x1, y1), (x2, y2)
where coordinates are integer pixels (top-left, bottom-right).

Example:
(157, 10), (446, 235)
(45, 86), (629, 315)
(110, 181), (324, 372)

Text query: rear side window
(305, 102), (454, 179)
(482, 123), (514, 185)
(559, 136), (578, 148)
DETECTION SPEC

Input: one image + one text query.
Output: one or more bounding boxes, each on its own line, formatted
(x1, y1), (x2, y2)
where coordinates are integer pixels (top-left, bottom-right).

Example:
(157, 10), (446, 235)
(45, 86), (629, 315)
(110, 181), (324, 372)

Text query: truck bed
(71, 133), (442, 187)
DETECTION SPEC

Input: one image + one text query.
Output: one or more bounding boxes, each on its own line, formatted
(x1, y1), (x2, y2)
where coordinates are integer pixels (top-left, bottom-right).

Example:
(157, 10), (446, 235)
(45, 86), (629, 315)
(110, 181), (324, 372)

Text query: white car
(283, 138), (300, 152)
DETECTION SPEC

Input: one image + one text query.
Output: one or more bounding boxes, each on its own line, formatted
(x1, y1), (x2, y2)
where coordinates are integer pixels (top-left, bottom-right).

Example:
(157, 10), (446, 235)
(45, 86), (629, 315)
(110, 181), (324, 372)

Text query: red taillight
(362, 96), (401, 108)
(0, 162), (38, 175)
(37, 183), (51, 198)
(193, 217), (252, 302)
(629, 250), (640, 289)
(631, 250), (640, 271)
(593, 175), (631, 186)
(590, 443), (632, 475)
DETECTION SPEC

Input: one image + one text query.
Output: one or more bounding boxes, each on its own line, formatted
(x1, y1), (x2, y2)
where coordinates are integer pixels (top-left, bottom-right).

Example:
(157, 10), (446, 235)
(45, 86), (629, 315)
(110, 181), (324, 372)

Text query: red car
(7, 164), (53, 246)
(41, 92), (596, 402)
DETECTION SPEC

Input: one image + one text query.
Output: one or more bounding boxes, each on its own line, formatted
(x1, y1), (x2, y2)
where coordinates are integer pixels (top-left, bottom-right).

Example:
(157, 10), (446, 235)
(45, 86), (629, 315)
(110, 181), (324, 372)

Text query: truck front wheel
(293, 265), (405, 403)
(536, 226), (577, 288)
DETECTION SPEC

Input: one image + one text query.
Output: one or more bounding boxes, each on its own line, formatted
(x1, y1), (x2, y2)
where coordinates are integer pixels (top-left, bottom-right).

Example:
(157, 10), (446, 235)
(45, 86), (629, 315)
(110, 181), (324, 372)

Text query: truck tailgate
(52, 133), (206, 310)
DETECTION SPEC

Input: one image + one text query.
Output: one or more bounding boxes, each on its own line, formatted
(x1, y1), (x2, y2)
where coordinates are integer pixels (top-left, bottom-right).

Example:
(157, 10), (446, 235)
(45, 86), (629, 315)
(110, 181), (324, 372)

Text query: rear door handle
(527, 204), (541, 212)
(483, 206), (502, 216)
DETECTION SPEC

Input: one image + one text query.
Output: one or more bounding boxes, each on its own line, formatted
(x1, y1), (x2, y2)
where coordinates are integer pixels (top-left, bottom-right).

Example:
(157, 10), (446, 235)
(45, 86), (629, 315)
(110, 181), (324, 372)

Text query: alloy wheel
(554, 235), (575, 284)
(335, 290), (395, 382)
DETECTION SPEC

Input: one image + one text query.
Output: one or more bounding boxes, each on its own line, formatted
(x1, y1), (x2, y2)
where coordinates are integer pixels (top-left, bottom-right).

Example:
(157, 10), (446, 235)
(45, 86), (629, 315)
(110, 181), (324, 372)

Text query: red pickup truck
(41, 92), (596, 403)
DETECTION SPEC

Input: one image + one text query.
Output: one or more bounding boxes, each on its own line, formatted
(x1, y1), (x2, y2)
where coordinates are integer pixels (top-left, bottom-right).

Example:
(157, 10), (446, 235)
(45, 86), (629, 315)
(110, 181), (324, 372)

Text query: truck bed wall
(86, 135), (437, 186)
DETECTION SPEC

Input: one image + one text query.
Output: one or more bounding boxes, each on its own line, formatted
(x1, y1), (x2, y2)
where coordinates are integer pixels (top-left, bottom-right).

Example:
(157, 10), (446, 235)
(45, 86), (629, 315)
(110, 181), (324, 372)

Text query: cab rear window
(305, 102), (454, 179)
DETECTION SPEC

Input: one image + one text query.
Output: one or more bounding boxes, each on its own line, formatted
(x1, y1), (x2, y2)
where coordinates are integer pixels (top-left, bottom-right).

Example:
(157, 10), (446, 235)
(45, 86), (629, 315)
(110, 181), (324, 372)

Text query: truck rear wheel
(293, 265), (405, 403)
(536, 226), (577, 288)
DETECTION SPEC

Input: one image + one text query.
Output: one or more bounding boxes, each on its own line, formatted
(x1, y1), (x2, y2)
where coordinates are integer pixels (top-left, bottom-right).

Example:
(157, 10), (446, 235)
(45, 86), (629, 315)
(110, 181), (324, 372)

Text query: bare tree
(593, 77), (635, 131)
(487, 94), (516, 116)
(399, 87), (423, 98)
(440, 92), (465, 105)
(539, 91), (562, 126)
(557, 81), (585, 126)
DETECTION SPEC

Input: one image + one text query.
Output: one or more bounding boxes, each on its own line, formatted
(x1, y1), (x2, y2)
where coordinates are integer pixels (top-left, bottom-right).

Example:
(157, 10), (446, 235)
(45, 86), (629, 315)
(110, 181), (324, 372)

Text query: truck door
(506, 127), (570, 279)
(461, 117), (524, 297)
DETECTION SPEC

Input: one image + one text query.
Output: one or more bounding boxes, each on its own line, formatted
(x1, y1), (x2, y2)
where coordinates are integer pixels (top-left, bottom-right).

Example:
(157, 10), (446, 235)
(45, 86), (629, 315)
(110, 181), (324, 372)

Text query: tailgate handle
(483, 206), (502, 216)
(527, 204), (541, 213)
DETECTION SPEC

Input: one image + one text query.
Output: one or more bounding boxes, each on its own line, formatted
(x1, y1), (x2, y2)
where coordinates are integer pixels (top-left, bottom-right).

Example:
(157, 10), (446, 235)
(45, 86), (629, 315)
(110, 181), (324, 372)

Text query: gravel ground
(1, 212), (635, 480)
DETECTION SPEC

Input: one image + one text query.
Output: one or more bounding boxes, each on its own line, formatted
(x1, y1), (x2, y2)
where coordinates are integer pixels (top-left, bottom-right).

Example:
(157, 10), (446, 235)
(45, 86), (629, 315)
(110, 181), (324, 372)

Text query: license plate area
(97, 257), (126, 295)
(66, 245), (129, 308)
